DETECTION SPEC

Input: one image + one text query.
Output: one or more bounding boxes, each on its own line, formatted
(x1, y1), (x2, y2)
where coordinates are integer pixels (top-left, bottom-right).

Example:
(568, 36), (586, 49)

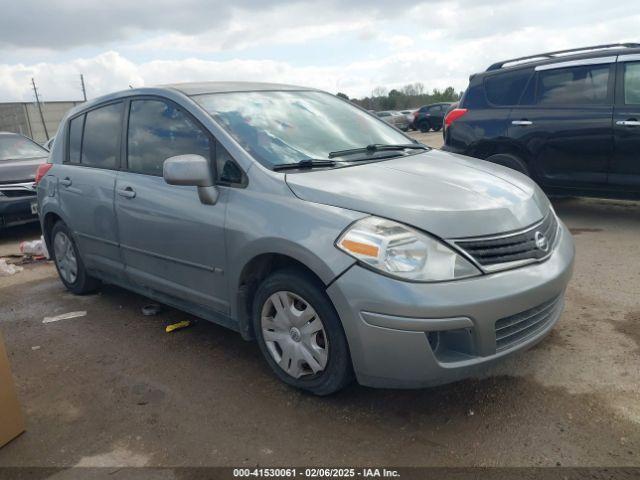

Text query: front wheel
(252, 268), (353, 395)
(51, 221), (100, 295)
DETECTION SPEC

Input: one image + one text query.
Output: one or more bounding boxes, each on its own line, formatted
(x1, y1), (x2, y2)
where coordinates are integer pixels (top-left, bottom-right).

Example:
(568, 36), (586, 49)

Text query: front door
(56, 102), (125, 280)
(508, 60), (615, 189)
(611, 56), (640, 189)
(114, 98), (229, 314)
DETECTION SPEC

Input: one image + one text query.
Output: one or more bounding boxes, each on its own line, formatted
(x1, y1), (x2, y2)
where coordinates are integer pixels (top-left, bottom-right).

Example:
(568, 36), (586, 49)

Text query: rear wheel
(252, 268), (353, 395)
(485, 153), (530, 176)
(432, 123), (442, 132)
(51, 221), (100, 295)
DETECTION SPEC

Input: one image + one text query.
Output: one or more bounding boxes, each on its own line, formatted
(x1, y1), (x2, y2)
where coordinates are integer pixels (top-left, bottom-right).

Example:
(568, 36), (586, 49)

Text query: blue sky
(0, 0), (638, 102)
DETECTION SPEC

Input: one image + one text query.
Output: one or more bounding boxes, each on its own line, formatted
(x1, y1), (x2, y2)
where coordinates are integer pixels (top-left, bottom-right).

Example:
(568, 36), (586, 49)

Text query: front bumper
(327, 221), (575, 388)
(0, 195), (38, 228)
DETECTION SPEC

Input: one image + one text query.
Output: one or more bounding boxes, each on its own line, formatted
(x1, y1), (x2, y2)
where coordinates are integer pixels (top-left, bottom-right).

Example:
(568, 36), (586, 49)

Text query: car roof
(420, 102), (452, 108)
(162, 81), (317, 96)
(65, 81), (322, 119)
(483, 43), (640, 75)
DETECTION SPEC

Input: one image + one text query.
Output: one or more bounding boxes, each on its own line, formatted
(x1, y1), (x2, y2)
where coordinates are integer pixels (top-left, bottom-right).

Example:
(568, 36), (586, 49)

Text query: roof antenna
(129, 84), (133, 89)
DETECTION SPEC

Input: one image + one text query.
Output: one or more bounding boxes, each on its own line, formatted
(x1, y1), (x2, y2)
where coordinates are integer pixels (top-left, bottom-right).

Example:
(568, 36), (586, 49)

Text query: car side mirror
(163, 154), (219, 205)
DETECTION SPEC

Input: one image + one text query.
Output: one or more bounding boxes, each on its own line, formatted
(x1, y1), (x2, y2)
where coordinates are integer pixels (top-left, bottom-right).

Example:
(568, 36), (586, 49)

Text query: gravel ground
(0, 146), (638, 468)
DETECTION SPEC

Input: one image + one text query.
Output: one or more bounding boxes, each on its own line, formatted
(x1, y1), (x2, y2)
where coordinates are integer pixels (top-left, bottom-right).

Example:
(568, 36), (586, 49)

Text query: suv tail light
(34, 163), (53, 185)
(444, 108), (468, 127)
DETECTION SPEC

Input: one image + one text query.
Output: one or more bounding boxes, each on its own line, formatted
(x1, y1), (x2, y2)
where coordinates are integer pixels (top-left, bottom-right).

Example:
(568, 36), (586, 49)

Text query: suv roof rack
(486, 43), (640, 71)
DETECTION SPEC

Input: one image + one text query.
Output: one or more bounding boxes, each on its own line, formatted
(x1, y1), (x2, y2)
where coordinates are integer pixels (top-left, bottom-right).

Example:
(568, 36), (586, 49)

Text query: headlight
(336, 217), (481, 282)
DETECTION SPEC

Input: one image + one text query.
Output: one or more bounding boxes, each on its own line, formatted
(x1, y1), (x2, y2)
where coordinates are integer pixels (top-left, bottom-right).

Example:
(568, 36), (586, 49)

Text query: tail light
(444, 108), (468, 127)
(413, 111), (419, 119)
(34, 163), (53, 185)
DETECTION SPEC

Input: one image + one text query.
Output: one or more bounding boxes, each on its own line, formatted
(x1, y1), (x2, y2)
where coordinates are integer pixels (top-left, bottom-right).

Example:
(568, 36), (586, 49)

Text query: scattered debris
(467, 409), (475, 416)
(31, 346), (41, 351)
(165, 320), (192, 333)
(141, 304), (162, 316)
(13, 254), (49, 266)
(19, 236), (49, 259)
(0, 259), (23, 276)
(43, 311), (87, 324)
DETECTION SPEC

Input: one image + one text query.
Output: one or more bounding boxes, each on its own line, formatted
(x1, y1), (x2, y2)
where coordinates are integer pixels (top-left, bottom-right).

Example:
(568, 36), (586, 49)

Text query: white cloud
(1, 0), (639, 102)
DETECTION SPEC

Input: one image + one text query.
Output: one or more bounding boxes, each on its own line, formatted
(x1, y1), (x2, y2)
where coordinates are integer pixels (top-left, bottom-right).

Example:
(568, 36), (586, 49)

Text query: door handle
(117, 186), (136, 199)
(616, 119), (640, 127)
(60, 177), (72, 187)
(512, 120), (533, 126)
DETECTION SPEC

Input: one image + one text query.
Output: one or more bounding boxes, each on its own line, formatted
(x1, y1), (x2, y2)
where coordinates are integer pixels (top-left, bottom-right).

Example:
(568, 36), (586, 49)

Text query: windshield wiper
(328, 143), (428, 159)
(272, 159), (337, 171)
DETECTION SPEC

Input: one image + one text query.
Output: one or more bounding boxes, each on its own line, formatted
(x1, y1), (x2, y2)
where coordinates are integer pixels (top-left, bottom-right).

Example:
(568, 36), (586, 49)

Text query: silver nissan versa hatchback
(36, 82), (575, 395)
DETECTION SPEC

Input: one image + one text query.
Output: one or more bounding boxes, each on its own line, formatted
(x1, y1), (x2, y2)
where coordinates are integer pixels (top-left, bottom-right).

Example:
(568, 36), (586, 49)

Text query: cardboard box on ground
(0, 330), (25, 448)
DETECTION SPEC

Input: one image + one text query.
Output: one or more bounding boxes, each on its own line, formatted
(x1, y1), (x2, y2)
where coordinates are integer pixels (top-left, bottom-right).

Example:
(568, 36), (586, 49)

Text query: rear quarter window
(484, 68), (533, 106)
(67, 115), (84, 163)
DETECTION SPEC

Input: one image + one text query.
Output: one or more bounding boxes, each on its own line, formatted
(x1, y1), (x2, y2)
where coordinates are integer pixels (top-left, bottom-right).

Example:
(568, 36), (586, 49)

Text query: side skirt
(90, 269), (241, 333)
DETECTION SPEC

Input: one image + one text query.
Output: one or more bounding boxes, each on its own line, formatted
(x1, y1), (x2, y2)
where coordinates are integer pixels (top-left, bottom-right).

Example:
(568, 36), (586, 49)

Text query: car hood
(285, 149), (551, 238)
(0, 156), (47, 184)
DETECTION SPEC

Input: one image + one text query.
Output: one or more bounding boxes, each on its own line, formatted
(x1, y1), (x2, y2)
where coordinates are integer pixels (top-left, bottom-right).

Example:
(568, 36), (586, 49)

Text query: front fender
(224, 188), (366, 322)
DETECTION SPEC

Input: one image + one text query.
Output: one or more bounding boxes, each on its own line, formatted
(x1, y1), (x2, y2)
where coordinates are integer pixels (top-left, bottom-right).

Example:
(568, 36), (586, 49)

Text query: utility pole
(80, 74), (87, 101)
(31, 78), (49, 140)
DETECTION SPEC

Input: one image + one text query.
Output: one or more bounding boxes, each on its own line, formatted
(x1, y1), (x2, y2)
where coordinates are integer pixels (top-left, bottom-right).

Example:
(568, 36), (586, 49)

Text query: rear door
(508, 58), (615, 188)
(115, 97), (230, 314)
(611, 55), (640, 189)
(56, 102), (125, 280)
(428, 105), (444, 128)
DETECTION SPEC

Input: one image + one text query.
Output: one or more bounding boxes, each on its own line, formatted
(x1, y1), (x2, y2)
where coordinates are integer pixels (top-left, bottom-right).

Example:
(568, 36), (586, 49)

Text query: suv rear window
(537, 64), (610, 105)
(484, 69), (532, 106)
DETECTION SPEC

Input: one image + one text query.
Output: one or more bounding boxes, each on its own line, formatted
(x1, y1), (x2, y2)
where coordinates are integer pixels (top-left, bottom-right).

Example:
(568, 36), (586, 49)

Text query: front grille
(494, 296), (562, 351)
(0, 189), (36, 198)
(455, 213), (558, 270)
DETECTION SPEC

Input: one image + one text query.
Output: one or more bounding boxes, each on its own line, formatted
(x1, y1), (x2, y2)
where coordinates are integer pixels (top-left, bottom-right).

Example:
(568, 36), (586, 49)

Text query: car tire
(485, 153), (530, 176)
(252, 268), (354, 395)
(50, 221), (100, 295)
(418, 121), (430, 133)
(432, 123), (442, 132)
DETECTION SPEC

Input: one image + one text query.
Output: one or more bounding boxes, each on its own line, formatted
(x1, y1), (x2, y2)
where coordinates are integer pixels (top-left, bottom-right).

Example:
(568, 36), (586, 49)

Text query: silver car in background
(375, 110), (410, 131)
(0, 132), (48, 228)
(399, 109), (417, 130)
(37, 82), (574, 395)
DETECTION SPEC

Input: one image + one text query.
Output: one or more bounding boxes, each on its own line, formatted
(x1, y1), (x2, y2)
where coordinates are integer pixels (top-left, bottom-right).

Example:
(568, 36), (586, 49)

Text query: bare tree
(371, 86), (388, 98)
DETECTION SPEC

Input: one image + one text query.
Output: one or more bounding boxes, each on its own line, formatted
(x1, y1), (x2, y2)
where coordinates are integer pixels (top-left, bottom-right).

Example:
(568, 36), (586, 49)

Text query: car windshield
(0, 135), (48, 161)
(193, 90), (411, 168)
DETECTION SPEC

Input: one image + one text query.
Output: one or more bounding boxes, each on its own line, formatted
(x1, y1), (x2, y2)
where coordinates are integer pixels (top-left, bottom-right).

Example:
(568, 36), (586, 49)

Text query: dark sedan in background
(413, 102), (453, 132)
(0, 132), (49, 229)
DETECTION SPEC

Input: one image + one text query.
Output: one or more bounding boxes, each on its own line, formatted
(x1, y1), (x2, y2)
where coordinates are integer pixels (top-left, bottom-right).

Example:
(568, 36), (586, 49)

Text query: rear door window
(127, 99), (211, 176)
(537, 64), (610, 105)
(81, 102), (123, 169)
(484, 69), (533, 106)
(623, 62), (640, 105)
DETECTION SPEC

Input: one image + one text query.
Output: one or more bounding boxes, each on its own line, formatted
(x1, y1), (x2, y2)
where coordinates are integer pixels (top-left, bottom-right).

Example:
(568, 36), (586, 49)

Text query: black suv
(413, 102), (452, 132)
(443, 43), (640, 199)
